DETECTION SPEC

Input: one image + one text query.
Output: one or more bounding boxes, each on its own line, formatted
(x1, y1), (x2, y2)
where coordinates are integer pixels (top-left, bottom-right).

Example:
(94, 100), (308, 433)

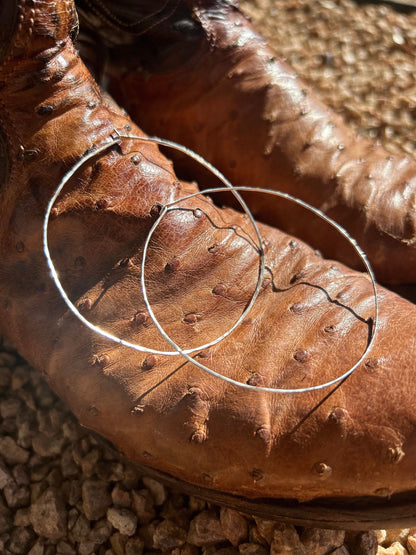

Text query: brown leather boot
(2, 0), (416, 530)
(75, 0), (416, 285)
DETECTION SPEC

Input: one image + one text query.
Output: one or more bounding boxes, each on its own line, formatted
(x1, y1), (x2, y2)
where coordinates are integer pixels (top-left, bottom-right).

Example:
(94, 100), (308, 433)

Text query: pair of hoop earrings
(43, 132), (379, 394)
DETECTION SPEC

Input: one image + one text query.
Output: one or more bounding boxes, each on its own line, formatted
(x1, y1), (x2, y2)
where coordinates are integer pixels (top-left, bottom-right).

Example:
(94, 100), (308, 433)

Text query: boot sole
(132, 458), (416, 530)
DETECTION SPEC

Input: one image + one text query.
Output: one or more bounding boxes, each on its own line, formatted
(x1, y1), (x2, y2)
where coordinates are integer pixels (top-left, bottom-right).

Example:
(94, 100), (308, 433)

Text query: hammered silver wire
(141, 185), (379, 393)
(43, 135), (265, 357)
(43, 133), (379, 394)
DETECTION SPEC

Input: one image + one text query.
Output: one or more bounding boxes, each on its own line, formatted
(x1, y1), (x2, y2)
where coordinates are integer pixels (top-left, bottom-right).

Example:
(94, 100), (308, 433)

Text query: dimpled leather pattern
(103, 0), (416, 285)
(0, 0), (416, 506)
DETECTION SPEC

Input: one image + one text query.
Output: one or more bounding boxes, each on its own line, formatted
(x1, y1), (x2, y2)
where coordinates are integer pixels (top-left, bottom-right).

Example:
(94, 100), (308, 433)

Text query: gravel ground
(241, 0), (416, 158)
(2, 0), (416, 553)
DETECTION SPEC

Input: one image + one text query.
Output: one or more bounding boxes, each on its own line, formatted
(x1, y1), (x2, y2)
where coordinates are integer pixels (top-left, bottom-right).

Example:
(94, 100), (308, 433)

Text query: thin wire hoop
(43, 135), (265, 357)
(141, 184), (379, 394)
(43, 132), (379, 394)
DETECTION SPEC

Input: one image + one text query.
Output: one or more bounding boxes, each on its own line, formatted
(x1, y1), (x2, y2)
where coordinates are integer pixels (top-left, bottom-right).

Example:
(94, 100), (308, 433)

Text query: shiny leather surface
(93, 0), (416, 284)
(1, 0), (416, 506)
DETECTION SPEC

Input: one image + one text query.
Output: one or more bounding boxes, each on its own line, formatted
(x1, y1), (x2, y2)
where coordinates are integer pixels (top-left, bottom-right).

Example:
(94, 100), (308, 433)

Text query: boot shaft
(0, 0), (132, 219)
(0, 0), (78, 66)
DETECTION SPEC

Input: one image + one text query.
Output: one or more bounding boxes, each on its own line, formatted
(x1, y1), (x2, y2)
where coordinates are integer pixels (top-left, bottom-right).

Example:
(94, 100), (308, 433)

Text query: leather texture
(1, 0), (416, 507)
(81, 0), (416, 285)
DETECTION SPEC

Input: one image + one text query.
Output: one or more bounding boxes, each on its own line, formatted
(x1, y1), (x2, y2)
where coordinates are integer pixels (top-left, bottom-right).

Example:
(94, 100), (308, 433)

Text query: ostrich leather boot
(76, 0), (416, 285)
(1, 0), (416, 529)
